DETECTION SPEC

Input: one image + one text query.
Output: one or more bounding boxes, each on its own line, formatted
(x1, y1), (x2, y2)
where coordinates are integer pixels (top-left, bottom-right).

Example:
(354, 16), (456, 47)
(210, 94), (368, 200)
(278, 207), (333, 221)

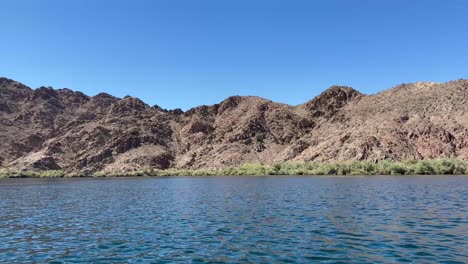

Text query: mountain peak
(109, 95), (149, 114)
(303, 85), (363, 118)
(0, 77), (31, 90)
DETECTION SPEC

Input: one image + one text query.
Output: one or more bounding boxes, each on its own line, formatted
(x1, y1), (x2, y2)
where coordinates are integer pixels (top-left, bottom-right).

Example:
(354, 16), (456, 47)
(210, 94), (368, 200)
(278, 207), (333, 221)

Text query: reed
(0, 159), (466, 178)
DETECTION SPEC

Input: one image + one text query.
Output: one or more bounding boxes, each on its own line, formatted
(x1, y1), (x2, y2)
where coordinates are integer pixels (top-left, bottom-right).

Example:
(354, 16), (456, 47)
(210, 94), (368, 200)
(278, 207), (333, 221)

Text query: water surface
(0, 176), (466, 263)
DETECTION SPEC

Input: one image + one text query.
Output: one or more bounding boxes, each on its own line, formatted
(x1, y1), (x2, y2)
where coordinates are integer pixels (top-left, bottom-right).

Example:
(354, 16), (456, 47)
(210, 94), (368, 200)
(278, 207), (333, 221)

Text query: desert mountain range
(1, 77), (467, 173)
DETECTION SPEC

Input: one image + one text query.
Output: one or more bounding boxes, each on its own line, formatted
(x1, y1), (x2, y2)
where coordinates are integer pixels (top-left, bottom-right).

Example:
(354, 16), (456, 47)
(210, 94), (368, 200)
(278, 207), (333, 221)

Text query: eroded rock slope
(1, 77), (467, 173)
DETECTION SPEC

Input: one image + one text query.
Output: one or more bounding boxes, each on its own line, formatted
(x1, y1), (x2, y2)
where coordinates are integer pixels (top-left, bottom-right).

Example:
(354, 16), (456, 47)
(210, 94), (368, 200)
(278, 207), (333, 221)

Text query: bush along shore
(1, 159), (468, 178)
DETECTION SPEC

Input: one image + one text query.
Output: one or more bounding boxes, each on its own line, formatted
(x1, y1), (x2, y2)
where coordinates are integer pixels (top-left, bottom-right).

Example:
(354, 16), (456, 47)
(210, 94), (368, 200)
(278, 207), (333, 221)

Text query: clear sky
(1, 0), (467, 110)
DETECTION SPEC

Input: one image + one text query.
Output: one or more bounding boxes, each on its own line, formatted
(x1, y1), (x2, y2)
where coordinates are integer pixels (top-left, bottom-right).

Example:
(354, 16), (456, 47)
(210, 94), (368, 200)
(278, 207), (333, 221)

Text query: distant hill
(1, 77), (467, 174)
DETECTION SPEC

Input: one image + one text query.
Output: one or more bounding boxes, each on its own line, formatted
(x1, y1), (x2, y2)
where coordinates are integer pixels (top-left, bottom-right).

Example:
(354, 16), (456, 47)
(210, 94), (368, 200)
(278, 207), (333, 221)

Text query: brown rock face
(1, 77), (467, 173)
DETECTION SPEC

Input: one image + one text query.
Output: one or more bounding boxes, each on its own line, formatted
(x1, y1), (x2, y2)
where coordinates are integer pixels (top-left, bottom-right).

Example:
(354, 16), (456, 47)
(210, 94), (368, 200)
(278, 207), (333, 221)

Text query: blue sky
(1, 0), (467, 110)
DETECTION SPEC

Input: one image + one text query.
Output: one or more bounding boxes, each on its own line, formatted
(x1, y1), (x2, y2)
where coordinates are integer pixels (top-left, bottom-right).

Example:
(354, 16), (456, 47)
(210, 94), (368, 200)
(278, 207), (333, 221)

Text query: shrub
(92, 171), (107, 177)
(348, 161), (376, 175)
(40, 170), (65, 178)
(412, 160), (435, 175)
(0, 169), (8, 178)
(433, 159), (467, 175)
(239, 164), (266, 176)
(390, 163), (407, 175)
(1, 159), (466, 178)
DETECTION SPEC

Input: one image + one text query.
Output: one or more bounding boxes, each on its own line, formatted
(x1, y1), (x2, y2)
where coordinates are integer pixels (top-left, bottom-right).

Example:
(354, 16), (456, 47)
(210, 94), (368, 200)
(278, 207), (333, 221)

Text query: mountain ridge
(1, 77), (467, 173)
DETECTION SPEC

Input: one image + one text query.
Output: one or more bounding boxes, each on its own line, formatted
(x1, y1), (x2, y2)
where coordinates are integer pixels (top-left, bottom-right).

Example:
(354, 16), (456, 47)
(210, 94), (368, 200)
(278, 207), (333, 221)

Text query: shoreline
(1, 159), (467, 178)
(1, 175), (467, 180)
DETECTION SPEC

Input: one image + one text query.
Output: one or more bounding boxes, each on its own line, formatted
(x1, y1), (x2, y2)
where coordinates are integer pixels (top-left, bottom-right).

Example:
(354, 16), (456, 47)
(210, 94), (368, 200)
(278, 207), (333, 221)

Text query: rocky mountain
(1, 77), (467, 173)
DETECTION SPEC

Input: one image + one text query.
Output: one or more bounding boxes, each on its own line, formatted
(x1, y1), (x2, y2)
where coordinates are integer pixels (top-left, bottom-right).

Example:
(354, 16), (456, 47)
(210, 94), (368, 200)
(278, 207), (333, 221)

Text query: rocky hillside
(1, 77), (467, 173)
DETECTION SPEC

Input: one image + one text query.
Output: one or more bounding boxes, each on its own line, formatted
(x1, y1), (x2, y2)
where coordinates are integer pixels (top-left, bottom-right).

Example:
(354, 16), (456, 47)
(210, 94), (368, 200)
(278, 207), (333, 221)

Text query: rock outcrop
(1, 77), (467, 173)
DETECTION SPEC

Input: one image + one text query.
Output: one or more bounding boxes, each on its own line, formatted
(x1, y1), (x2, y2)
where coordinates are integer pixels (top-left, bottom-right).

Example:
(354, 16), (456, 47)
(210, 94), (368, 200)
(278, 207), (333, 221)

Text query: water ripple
(0, 176), (466, 263)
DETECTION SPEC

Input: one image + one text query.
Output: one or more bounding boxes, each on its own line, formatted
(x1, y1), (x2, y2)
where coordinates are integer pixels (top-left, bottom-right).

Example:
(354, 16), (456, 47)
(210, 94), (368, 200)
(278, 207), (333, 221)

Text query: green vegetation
(0, 169), (66, 178)
(0, 159), (467, 178)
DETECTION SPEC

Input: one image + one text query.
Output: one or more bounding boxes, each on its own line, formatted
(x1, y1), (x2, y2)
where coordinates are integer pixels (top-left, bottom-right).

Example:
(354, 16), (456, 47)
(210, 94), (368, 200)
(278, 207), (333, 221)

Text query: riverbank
(1, 159), (467, 178)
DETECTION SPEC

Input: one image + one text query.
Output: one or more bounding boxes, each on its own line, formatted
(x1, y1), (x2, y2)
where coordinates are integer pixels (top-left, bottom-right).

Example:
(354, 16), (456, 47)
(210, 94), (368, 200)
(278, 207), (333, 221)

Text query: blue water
(0, 176), (466, 263)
